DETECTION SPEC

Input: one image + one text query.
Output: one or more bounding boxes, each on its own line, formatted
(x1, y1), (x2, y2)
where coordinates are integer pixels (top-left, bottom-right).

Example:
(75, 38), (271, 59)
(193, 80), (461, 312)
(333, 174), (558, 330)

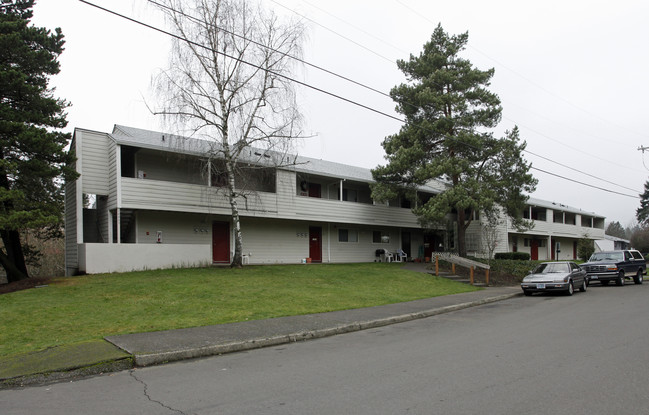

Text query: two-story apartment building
(64, 125), (606, 275)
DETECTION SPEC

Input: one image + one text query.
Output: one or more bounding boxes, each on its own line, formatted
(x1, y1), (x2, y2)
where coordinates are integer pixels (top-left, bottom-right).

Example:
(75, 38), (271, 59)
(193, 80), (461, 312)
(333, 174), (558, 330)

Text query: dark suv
(581, 250), (646, 286)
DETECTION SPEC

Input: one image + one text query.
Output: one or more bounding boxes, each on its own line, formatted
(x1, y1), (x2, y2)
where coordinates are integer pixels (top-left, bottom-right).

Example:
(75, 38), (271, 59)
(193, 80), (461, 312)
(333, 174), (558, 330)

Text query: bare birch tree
(481, 209), (503, 263)
(152, 0), (305, 267)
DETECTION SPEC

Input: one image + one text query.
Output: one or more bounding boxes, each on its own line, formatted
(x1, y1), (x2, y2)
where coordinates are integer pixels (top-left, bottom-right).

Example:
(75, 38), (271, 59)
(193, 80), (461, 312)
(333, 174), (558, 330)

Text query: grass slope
(0, 263), (479, 358)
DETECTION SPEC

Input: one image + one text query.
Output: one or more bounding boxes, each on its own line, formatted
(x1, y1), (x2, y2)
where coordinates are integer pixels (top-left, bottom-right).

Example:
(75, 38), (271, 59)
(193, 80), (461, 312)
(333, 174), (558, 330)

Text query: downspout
(327, 223), (331, 263)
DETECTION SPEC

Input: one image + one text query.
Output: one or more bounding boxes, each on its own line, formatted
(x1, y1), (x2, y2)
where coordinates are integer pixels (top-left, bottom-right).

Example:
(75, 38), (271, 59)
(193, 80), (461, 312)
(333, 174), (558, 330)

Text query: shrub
(494, 252), (531, 260)
(577, 237), (595, 261)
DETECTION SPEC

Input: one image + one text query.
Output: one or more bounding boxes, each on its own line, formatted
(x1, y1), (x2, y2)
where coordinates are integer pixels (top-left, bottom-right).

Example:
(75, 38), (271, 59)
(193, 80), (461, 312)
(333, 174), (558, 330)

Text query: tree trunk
(225, 155), (244, 268)
(456, 209), (467, 257)
(0, 230), (29, 282)
(230, 199), (244, 269)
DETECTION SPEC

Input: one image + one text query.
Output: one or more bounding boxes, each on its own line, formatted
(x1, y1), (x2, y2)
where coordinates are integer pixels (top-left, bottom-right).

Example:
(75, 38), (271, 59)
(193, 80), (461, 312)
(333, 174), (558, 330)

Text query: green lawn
(0, 263), (479, 358)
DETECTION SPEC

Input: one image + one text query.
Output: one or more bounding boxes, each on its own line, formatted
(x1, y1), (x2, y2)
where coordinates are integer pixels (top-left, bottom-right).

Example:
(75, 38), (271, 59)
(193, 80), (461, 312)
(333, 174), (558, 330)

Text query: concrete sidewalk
(1, 280), (521, 388)
(105, 286), (521, 367)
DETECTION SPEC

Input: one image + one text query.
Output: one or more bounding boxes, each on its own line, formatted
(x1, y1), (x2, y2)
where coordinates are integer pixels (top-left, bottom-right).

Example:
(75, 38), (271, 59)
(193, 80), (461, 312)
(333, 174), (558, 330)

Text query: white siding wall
(239, 217), (310, 264)
(79, 130), (110, 195)
(329, 225), (401, 263)
(135, 211), (215, 245)
(120, 173), (421, 228)
(507, 215), (605, 240)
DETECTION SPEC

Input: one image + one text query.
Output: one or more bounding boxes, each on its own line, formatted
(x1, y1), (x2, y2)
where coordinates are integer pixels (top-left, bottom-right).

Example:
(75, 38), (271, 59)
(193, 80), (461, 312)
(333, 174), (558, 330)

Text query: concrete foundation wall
(79, 243), (211, 274)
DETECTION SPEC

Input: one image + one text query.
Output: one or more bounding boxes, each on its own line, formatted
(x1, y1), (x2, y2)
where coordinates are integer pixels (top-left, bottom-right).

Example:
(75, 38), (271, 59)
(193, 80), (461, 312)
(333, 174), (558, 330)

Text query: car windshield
(589, 252), (624, 262)
(533, 263), (570, 274)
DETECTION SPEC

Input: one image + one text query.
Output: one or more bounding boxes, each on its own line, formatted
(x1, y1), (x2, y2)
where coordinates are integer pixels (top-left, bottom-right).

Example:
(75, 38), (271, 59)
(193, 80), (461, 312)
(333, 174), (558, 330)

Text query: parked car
(521, 261), (587, 296)
(581, 250), (645, 286)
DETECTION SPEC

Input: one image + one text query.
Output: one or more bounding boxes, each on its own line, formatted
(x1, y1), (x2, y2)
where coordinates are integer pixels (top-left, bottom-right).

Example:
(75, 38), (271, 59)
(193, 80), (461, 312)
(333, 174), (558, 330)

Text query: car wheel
(601, 280), (609, 286)
(523, 290), (532, 296)
(634, 269), (644, 285)
(579, 279), (587, 292)
(566, 281), (574, 296)
(616, 271), (625, 286)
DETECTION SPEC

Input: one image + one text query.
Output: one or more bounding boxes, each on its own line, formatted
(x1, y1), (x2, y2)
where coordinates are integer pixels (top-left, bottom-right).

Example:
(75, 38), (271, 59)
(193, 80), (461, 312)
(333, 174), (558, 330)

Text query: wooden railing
(434, 253), (490, 286)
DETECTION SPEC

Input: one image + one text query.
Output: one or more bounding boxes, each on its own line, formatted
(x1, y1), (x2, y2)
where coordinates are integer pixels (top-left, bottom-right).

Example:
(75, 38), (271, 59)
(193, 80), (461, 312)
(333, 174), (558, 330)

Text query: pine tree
(636, 181), (649, 226)
(605, 220), (627, 239)
(371, 24), (536, 257)
(0, 0), (76, 282)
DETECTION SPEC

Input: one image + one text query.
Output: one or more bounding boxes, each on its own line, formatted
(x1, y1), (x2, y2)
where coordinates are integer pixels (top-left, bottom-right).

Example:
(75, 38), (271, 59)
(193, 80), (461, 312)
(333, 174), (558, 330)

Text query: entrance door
(212, 221), (230, 263)
(530, 240), (539, 261)
(309, 226), (322, 263)
(401, 231), (411, 258)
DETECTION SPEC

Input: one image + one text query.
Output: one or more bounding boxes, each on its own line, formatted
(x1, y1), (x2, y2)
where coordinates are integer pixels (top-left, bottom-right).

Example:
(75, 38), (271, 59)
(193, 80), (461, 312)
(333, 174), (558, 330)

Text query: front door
(309, 226), (322, 263)
(530, 240), (539, 261)
(212, 221), (230, 263)
(401, 231), (411, 258)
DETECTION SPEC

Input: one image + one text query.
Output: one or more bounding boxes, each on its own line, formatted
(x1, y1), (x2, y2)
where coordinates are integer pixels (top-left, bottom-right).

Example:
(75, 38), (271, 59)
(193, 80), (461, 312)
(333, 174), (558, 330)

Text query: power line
(147, 0), (393, 101)
(273, 1), (645, 192)
(530, 166), (639, 199)
(156, 0), (646, 187)
(394, 0), (649, 142)
(79, 0), (404, 124)
(79, 0), (639, 200)
(525, 149), (642, 194)
(269, 0), (396, 64)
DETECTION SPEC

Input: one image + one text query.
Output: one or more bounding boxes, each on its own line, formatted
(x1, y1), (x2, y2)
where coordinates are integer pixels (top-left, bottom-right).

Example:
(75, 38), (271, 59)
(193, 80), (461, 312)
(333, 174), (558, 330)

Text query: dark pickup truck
(581, 250), (646, 286)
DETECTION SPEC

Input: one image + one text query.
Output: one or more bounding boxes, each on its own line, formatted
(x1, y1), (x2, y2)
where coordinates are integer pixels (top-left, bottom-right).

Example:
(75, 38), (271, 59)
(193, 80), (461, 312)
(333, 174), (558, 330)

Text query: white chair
(382, 251), (393, 263)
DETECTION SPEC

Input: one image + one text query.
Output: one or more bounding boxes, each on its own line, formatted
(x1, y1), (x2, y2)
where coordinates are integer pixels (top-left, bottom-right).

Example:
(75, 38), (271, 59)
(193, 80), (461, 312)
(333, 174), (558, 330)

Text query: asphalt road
(2, 283), (648, 414)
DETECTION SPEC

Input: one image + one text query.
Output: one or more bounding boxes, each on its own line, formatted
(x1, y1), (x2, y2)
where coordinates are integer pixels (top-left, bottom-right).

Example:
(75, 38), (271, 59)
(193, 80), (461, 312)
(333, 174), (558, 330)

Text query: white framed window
(338, 229), (358, 243)
(373, 231), (390, 244)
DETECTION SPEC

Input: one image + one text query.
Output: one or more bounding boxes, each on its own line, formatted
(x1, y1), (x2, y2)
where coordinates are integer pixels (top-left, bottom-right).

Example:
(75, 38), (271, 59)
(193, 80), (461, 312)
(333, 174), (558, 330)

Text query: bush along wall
(494, 252), (531, 260)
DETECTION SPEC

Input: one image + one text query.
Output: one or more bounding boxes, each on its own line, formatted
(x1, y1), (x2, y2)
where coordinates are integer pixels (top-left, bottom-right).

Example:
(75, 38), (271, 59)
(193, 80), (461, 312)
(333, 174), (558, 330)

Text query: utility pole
(639, 146), (649, 153)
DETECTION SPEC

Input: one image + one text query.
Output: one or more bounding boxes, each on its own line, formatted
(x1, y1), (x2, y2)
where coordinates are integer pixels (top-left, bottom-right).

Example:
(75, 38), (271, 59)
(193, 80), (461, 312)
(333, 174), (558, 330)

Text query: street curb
(0, 357), (133, 390)
(131, 292), (521, 367)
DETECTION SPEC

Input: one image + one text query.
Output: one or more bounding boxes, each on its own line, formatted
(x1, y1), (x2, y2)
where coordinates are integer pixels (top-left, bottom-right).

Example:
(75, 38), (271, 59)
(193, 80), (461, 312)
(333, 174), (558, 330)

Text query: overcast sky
(32, 0), (649, 227)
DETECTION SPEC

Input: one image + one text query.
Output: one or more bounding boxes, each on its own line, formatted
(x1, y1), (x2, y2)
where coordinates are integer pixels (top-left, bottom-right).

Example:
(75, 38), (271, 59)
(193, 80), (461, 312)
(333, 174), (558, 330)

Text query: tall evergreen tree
(636, 181), (649, 226)
(605, 220), (627, 239)
(0, 0), (76, 282)
(372, 24), (536, 257)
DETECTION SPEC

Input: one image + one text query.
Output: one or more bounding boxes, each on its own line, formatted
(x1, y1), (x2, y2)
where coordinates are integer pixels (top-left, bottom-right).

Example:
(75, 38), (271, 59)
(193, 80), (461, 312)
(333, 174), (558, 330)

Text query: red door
(530, 240), (539, 261)
(212, 221), (230, 263)
(309, 226), (322, 263)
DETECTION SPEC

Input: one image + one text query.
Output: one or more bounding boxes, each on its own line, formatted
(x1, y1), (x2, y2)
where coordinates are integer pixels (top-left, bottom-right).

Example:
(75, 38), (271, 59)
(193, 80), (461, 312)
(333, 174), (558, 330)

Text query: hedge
(494, 252), (531, 260)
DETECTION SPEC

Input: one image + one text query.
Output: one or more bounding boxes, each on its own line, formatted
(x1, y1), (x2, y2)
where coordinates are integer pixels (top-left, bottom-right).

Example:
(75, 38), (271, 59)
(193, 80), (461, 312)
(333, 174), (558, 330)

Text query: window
(524, 238), (546, 247)
(373, 231), (390, 244)
(297, 179), (321, 198)
(631, 251), (644, 260)
(338, 229), (358, 243)
(524, 206), (546, 221)
(342, 189), (357, 202)
(236, 166), (276, 193)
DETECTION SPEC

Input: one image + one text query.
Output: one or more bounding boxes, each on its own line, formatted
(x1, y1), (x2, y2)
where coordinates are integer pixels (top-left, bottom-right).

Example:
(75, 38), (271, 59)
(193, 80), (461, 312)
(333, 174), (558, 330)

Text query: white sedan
(521, 261), (588, 296)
